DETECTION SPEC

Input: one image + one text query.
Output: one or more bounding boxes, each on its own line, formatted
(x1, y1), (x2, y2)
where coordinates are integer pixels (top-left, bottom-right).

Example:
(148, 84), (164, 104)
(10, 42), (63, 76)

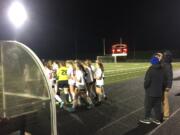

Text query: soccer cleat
(139, 119), (151, 124)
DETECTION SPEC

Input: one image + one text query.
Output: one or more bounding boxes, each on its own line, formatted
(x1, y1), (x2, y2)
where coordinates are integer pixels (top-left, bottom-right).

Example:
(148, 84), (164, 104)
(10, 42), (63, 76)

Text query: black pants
(144, 94), (162, 120)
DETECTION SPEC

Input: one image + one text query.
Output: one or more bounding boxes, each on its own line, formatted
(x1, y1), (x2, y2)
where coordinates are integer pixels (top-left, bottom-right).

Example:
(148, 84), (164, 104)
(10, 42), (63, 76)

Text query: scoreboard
(112, 44), (128, 57)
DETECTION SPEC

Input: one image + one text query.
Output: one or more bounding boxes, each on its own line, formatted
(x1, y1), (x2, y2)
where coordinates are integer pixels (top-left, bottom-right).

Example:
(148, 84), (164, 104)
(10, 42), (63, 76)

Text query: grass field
(104, 62), (180, 85)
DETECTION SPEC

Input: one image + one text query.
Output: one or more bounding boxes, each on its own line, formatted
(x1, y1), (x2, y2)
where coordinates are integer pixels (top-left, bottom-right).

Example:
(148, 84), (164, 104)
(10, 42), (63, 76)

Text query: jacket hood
(163, 50), (173, 63)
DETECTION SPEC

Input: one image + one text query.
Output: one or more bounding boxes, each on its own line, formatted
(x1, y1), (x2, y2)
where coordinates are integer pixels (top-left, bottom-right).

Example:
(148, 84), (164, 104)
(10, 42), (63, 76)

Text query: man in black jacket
(162, 50), (173, 120)
(140, 56), (165, 125)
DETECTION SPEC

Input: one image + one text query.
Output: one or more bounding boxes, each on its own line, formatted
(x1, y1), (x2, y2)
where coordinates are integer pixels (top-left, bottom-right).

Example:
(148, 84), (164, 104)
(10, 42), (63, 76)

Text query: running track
(57, 70), (180, 135)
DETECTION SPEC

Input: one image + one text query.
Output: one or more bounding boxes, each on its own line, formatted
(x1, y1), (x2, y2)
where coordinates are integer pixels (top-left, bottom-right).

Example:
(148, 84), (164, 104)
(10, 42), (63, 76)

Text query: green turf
(104, 62), (180, 85)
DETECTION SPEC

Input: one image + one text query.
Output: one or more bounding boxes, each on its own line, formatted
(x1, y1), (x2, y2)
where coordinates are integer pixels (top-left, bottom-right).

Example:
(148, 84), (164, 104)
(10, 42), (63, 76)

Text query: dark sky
(0, 0), (180, 59)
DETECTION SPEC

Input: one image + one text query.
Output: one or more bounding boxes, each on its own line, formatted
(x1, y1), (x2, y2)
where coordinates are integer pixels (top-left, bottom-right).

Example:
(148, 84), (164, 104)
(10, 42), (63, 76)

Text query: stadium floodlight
(7, 1), (28, 28)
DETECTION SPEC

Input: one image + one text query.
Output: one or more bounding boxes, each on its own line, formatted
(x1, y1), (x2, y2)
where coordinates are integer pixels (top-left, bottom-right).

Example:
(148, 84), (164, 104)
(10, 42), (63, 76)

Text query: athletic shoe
(104, 95), (108, 100)
(65, 107), (76, 113)
(139, 119), (151, 124)
(86, 104), (94, 110)
(95, 101), (102, 106)
(163, 116), (169, 121)
(152, 119), (161, 125)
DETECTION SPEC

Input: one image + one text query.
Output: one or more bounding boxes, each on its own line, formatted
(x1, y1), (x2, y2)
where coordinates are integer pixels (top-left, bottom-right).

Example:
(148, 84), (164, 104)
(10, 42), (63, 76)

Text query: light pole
(133, 44), (136, 59)
(102, 38), (106, 56)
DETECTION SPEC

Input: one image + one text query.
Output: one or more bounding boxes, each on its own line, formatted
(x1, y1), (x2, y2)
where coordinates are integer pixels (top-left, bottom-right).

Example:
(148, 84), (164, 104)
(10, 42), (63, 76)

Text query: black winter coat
(144, 64), (165, 97)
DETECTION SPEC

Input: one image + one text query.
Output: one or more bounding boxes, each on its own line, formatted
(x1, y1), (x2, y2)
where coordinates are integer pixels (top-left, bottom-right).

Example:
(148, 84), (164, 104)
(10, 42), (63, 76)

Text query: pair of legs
(72, 88), (93, 109)
(162, 91), (170, 118)
(96, 85), (104, 102)
(69, 84), (76, 101)
(87, 82), (97, 99)
(144, 94), (162, 121)
(51, 82), (63, 104)
(58, 81), (71, 103)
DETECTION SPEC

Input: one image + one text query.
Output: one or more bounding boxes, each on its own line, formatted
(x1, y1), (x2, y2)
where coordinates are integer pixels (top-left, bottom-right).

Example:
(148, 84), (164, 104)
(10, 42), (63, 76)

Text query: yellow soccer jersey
(57, 66), (68, 81)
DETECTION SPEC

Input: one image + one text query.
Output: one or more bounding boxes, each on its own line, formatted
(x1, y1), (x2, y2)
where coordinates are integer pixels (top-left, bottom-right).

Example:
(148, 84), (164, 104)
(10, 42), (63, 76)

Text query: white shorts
(68, 79), (75, 86)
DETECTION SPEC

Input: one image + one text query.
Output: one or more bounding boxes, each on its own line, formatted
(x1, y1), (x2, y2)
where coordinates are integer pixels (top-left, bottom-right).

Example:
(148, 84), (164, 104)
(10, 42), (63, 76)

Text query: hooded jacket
(144, 63), (165, 97)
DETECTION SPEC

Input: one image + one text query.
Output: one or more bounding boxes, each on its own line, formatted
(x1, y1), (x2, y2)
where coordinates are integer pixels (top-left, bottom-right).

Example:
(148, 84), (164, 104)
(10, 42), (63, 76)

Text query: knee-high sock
(55, 94), (62, 103)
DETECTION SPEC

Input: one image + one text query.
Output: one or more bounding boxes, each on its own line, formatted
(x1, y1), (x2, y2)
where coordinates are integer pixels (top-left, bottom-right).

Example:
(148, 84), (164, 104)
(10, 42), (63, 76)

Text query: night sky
(0, 0), (180, 59)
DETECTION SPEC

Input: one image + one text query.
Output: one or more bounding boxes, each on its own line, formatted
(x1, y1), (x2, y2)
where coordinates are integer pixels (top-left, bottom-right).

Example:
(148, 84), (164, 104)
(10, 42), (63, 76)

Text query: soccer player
(44, 61), (64, 108)
(52, 61), (59, 72)
(94, 61), (105, 104)
(51, 61), (59, 95)
(66, 61), (93, 112)
(84, 60), (97, 99)
(66, 61), (76, 101)
(56, 61), (70, 104)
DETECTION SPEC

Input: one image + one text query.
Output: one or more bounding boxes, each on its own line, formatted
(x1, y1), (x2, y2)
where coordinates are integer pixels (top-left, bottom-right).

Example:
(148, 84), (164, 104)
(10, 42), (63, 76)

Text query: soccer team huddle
(43, 59), (107, 112)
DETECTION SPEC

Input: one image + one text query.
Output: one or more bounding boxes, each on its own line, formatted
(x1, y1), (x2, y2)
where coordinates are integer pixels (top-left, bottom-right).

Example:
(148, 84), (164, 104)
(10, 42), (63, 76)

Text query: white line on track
(148, 103), (180, 135)
(97, 107), (144, 132)
(69, 113), (86, 126)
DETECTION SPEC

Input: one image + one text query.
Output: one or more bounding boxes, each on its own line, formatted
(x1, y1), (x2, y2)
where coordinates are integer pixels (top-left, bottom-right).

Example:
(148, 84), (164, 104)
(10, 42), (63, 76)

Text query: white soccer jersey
(52, 62), (59, 72)
(44, 66), (53, 86)
(91, 65), (96, 79)
(95, 68), (104, 86)
(75, 70), (85, 88)
(91, 65), (95, 72)
(67, 67), (76, 85)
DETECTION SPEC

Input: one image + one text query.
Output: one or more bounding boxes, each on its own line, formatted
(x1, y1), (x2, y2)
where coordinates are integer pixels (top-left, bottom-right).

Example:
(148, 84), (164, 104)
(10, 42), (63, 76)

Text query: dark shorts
(58, 80), (69, 89)
(93, 79), (96, 83)
(76, 85), (86, 92)
(96, 85), (104, 88)
(87, 82), (94, 86)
